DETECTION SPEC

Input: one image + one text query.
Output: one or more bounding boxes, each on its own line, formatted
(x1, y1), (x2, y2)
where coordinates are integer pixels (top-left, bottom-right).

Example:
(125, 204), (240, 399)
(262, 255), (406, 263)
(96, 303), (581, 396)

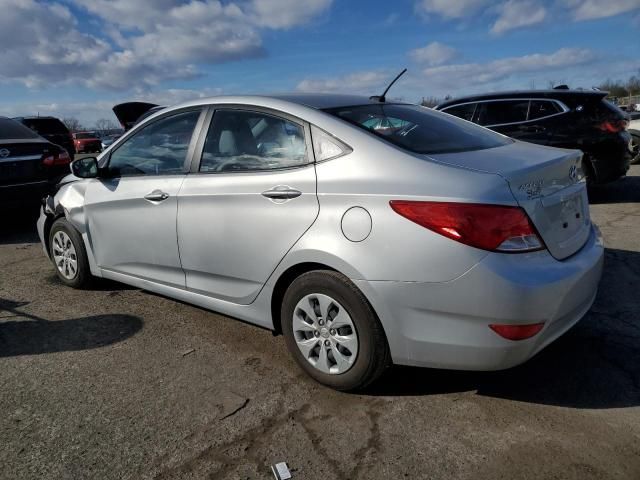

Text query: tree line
(62, 117), (120, 135)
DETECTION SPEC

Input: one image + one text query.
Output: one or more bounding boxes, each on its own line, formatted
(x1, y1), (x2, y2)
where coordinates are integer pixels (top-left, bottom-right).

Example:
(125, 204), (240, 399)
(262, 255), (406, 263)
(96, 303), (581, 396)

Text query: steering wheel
(215, 156), (264, 172)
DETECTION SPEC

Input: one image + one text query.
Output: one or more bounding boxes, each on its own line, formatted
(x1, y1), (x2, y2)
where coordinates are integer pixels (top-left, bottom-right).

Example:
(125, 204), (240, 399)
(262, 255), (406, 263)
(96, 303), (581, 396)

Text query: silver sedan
(37, 94), (604, 390)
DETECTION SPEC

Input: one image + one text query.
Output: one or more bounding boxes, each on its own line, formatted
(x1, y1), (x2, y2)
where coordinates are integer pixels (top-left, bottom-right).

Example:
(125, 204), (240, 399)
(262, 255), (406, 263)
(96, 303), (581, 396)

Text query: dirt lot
(1, 167), (639, 480)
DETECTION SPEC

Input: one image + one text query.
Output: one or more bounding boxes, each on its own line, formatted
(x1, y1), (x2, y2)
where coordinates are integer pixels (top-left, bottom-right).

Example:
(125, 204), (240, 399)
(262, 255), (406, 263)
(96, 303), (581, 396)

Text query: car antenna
(370, 68), (407, 103)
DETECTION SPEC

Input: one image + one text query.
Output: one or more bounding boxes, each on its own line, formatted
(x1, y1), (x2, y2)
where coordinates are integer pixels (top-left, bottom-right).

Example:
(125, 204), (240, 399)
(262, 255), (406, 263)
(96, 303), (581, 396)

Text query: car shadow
(0, 298), (143, 357)
(588, 174), (640, 204)
(366, 247), (640, 409)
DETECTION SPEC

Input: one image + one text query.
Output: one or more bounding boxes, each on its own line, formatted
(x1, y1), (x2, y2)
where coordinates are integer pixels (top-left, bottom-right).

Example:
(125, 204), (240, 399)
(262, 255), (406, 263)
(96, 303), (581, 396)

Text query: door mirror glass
(71, 156), (99, 178)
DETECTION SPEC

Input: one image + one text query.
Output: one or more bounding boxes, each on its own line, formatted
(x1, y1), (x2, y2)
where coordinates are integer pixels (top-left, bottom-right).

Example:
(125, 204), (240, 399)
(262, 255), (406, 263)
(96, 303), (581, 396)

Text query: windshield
(325, 104), (512, 154)
(74, 133), (96, 139)
(0, 118), (41, 140)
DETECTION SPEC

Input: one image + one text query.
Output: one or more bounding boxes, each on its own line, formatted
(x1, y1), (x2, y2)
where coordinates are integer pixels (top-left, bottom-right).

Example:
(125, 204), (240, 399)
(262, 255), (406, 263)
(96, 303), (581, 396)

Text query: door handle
(144, 190), (169, 202)
(261, 186), (302, 200)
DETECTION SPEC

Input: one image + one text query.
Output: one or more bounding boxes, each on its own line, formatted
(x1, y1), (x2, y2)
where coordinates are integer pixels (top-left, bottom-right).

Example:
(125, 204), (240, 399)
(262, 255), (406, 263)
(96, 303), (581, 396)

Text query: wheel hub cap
(292, 293), (359, 375)
(52, 231), (78, 280)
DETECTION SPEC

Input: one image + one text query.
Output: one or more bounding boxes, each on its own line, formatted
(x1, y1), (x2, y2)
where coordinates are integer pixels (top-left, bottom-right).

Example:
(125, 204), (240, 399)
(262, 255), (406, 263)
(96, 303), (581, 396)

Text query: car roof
(13, 116), (61, 121)
(172, 94), (407, 111)
(436, 89), (608, 109)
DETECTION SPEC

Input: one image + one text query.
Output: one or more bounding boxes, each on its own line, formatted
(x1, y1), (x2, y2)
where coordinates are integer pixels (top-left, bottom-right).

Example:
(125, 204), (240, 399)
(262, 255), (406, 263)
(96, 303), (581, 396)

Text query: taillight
(489, 322), (545, 340)
(389, 201), (544, 253)
(597, 119), (628, 133)
(42, 150), (71, 166)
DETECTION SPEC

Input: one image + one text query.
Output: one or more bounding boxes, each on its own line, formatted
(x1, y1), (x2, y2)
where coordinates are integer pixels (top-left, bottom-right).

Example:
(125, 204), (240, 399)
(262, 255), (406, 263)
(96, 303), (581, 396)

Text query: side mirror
(71, 156), (99, 178)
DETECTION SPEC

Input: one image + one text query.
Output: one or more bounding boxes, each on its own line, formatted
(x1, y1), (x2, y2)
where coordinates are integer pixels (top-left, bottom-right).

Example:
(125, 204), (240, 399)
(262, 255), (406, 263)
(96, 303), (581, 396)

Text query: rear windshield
(0, 118), (41, 140)
(22, 118), (68, 134)
(74, 132), (96, 139)
(325, 104), (511, 154)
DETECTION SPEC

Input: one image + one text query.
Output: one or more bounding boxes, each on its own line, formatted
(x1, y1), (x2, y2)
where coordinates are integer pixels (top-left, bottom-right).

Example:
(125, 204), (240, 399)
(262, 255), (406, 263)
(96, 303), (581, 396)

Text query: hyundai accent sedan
(37, 94), (604, 391)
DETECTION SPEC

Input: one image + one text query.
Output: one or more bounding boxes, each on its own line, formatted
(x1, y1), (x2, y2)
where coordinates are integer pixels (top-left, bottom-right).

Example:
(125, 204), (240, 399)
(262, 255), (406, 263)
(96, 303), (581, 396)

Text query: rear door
(177, 106), (318, 304)
(476, 99), (552, 144)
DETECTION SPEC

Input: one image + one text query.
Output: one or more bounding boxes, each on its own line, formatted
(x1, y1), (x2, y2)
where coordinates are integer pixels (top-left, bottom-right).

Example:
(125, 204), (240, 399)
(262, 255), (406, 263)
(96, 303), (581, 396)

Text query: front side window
(477, 100), (529, 126)
(107, 110), (200, 177)
(443, 103), (477, 122)
(200, 110), (308, 172)
(326, 104), (511, 154)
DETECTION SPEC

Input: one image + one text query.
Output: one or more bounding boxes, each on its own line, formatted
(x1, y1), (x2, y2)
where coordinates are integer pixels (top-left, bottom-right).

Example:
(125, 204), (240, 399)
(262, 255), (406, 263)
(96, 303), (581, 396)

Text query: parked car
(435, 90), (633, 184)
(101, 134), (122, 150)
(37, 94), (603, 390)
(0, 116), (72, 208)
(628, 112), (640, 164)
(73, 132), (102, 154)
(13, 116), (75, 156)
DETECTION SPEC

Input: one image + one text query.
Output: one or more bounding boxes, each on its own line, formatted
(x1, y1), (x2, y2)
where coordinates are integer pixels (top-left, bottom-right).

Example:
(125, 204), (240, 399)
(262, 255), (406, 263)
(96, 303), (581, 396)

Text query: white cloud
(296, 71), (390, 93)
(421, 48), (597, 90)
(249, 0), (333, 28)
(564, 0), (640, 21)
(415, 0), (490, 19)
(410, 42), (457, 66)
(0, 0), (333, 91)
(491, 0), (546, 34)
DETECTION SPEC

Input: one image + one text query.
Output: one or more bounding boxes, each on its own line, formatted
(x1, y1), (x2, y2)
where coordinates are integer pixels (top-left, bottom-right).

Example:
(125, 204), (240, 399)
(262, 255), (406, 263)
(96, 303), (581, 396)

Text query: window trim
(99, 107), (206, 178)
(189, 104), (314, 175)
(440, 98), (569, 128)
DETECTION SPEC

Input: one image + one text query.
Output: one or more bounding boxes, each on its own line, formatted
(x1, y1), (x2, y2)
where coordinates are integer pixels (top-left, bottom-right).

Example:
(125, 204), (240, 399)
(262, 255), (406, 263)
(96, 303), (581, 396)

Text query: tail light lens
(489, 322), (545, 340)
(42, 150), (71, 166)
(597, 119), (628, 133)
(389, 201), (544, 253)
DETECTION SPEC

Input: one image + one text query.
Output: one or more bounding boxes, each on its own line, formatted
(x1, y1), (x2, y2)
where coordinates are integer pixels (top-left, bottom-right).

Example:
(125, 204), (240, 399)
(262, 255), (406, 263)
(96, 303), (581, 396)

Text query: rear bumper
(355, 224), (604, 370)
(587, 132), (632, 183)
(0, 181), (51, 208)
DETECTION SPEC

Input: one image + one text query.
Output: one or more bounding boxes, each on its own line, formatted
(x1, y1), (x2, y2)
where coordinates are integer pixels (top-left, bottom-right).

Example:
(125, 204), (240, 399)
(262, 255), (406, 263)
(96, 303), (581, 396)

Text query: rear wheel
(281, 270), (390, 391)
(49, 218), (92, 288)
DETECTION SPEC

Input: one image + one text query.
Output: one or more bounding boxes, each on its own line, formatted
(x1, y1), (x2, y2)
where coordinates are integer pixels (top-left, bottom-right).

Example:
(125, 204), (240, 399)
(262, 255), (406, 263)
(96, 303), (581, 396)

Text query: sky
(1, 0), (639, 126)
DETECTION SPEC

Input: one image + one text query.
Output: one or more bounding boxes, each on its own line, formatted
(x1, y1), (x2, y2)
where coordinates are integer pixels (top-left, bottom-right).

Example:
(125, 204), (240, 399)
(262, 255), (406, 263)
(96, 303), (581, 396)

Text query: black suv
(13, 116), (76, 156)
(436, 90), (632, 184)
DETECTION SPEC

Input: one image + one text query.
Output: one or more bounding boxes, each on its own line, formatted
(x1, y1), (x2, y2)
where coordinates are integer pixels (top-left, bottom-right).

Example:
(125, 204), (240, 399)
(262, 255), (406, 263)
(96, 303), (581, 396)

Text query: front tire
(281, 270), (390, 391)
(49, 218), (92, 288)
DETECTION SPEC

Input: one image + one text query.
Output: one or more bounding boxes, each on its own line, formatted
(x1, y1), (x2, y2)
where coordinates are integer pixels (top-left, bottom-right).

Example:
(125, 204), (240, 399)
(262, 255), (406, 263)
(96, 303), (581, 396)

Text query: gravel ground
(1, 166), (639, 480)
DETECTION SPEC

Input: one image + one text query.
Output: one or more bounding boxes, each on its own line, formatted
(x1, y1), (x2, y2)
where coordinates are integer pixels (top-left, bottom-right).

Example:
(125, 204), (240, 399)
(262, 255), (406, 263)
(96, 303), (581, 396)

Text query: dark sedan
(0, 117), (72, 208)
(436, 89), (633, 184)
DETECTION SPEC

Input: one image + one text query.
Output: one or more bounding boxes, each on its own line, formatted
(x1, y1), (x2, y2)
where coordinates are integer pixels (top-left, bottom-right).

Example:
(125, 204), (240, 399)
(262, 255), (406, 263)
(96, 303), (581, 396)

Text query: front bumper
(355, 224), (604, 370)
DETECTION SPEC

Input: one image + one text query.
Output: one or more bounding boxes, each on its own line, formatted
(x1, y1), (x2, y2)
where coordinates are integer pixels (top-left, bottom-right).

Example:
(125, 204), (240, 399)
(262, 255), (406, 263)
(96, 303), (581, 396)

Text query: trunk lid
(427, 141), (591, 260)
(113, 102), (159, 131)
(0, 140), (51, 186)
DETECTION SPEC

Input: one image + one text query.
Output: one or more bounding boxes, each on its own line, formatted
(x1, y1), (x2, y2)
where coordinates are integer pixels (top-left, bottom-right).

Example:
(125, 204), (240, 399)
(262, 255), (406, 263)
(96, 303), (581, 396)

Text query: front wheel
(281, 270), (390, 391)
(49, 218), (92, 288)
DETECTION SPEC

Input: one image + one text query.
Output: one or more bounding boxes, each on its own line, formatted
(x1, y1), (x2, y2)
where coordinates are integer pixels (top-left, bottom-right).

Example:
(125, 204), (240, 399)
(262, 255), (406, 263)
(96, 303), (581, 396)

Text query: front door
(177, 107), (319, 304)
(84, 109), (202, 288)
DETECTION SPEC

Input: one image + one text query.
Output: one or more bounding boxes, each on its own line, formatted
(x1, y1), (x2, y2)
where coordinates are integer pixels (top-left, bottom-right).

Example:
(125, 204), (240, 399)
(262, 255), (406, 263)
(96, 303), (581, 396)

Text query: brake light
(42, 150), (71, 166)
(489, 322), (545, 340)
(389, 201), (544, 253)
(597, 119), (628, 133)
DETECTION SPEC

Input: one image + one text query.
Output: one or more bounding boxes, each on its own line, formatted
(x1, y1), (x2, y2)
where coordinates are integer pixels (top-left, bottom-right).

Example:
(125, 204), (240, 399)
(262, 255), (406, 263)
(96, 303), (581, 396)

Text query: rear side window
(325, 104), (511, 154)
(528, 101), (562, 120)
(477, 100), (529, 126)
(200, 110), (308, 172)
(22, 118), (68, 134)
(442, 103), (476, 121)
(0, 118), (41, 140)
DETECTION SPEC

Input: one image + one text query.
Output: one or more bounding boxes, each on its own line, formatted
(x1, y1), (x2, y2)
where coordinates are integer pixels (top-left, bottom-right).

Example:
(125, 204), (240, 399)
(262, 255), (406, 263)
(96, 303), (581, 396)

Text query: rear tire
(49, 218), (92, 288)
(281, 270), (390, 391)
